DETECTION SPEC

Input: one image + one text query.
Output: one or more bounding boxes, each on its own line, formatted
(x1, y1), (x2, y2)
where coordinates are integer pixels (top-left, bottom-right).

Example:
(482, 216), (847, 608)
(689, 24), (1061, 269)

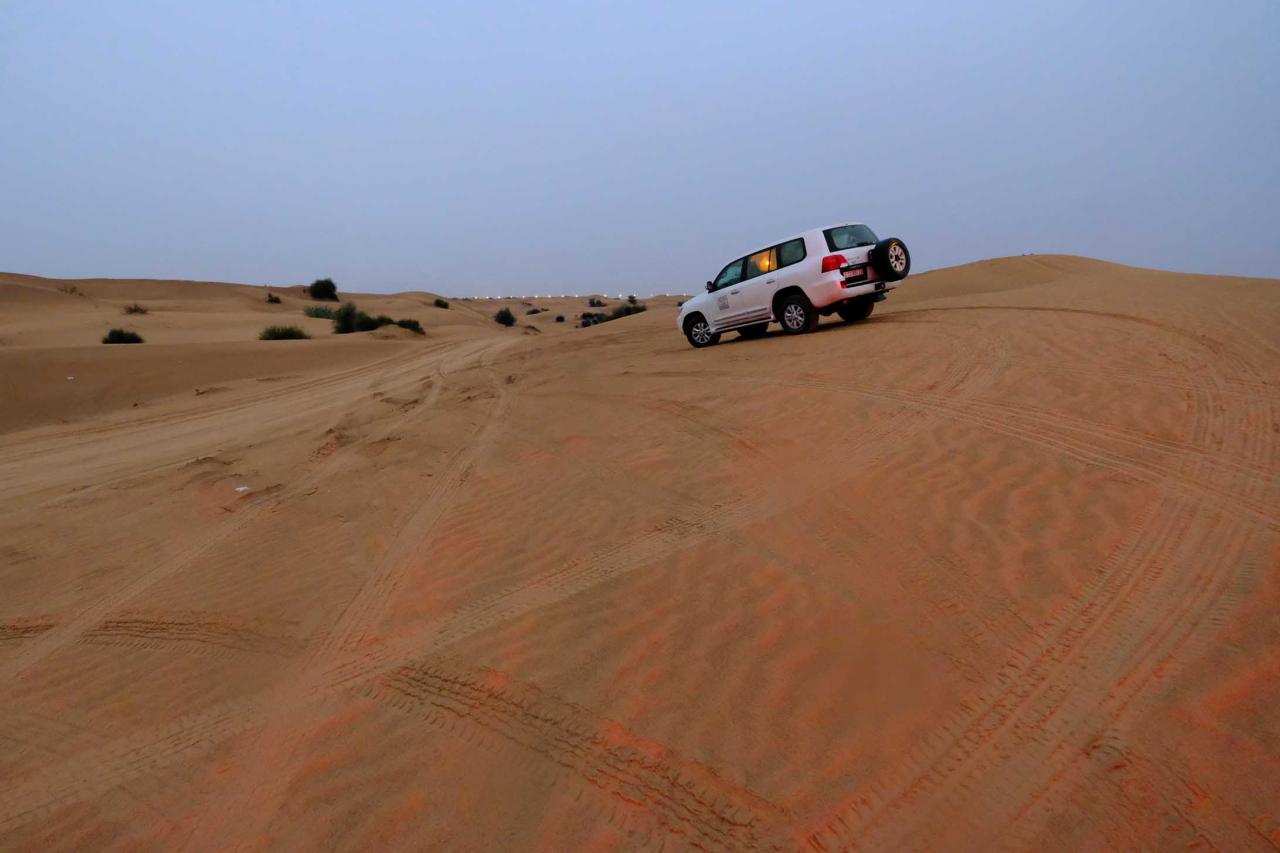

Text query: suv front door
(708, 257), (745, 329)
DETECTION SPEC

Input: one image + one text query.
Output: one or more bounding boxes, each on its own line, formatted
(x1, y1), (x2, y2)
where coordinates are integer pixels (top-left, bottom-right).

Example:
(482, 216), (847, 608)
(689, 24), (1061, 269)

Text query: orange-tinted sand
(1, 257), (1277, 850)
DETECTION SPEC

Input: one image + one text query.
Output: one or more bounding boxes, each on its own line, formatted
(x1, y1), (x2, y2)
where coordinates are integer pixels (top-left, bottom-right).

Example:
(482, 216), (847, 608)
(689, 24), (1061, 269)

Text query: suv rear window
(824, 225), (878, 252)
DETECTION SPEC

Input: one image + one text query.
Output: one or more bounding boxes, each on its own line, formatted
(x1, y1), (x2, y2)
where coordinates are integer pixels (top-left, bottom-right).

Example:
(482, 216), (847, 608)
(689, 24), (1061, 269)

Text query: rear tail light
(821, 254), (847, 273)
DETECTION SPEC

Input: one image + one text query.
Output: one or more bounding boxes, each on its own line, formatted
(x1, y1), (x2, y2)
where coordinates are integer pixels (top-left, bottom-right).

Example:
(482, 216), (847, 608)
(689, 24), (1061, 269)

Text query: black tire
(777, 293), (818, 335)
(869, 237), (911, 282)
(836, 297), (875, 323)
(737, 323), (768, 340)
(684, 314), (720, 349)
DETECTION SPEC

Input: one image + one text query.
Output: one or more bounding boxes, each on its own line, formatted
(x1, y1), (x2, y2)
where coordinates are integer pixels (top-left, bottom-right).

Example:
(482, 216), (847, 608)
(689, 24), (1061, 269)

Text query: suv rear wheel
(836, 297), (875, 323)
(778, 294), (818, 335)
(684, 315), (720, 348)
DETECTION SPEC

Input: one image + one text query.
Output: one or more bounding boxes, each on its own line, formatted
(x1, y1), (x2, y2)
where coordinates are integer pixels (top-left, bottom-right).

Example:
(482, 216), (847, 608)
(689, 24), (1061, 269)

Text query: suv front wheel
(778, 294), (818, 335)
(684, 315), (720, 348)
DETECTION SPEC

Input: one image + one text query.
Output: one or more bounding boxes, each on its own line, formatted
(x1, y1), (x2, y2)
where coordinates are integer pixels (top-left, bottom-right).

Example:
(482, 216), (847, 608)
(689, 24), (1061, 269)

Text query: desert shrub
(555, 315), (565, 323)
(494, 307), (516, 327)
(332, 302), (359, 334)
(627, 294), (637, 305)
(259, 325), (310, 340)
(103, 329), (143, 344)
(433, 297), (449, 309)
(396, 318), (424, 334)
(332, 302), (395, 333)
(578, 303), (646, 329)
(677, 300), (684, 307)
(525, 307), (543, 315)
(303, 304), (335, 319)
(587, 297), (606, 308)
(123, 302), (148, 315)
(265, 292), (282, 304)
(308, 278), (339, 301)
(608, 302), (647, 320)
(59, 284), (82, 296)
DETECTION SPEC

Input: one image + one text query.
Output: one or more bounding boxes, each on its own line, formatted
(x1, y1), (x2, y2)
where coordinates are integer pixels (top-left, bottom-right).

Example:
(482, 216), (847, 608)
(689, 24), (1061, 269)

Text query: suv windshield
(824, 224), (878, 251)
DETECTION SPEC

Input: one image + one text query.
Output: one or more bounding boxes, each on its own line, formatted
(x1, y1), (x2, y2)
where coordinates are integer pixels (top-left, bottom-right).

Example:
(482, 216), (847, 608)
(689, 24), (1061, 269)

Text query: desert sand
(1, 257), (1277, 850)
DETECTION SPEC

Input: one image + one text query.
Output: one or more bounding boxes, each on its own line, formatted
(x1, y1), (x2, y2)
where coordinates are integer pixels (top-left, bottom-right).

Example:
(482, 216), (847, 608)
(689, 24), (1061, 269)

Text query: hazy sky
(2, 1), (1277, 295)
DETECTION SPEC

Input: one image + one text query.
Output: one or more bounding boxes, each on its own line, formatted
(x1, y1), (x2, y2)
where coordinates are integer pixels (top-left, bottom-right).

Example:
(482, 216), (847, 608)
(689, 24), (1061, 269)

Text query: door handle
(729, 289), (740, 295)
(765, 278), (776, 284)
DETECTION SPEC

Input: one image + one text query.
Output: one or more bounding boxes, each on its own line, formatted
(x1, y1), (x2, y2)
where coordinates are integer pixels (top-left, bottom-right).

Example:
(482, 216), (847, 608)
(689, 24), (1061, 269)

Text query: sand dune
(1, 257), (1277, 850)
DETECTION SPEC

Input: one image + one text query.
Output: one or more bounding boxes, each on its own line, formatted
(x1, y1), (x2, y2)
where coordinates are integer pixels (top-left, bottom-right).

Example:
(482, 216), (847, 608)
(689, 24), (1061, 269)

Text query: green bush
(609, 302), (647, 320)
(303, 305), (335, 319)
(308, 278), (339, 301)
(525, 307), (542, 315)
(555, 315), (565, 323)
(588, 297), (606, 307)
(103, 329), (143, 344)
(579, 302), (646, 328)
(259, 325), (310, 340)
(332, 302), (397, 333)
(332, 302), (359, 334)
(396, 318), (424, 334)
(266, 292), (282, 304)
(494, 307), (516, 327)
(123, 302), (148, 315)
(627, 294), (638, 306)
(433, 297), (449, 309)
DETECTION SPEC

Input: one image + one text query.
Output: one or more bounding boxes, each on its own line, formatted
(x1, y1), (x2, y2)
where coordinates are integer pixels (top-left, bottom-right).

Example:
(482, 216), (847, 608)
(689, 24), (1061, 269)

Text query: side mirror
(705, 281), (714, 292)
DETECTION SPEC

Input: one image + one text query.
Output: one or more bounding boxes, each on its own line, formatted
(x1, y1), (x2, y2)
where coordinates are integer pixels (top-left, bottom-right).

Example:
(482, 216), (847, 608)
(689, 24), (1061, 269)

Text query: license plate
(843, 266), (867, 284)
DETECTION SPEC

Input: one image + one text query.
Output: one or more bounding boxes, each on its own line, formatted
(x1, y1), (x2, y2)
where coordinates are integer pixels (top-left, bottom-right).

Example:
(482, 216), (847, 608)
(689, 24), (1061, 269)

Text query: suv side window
(743, 247), (777, 280)
(777, 237), (806, 268)
(713, 259), (744, 290)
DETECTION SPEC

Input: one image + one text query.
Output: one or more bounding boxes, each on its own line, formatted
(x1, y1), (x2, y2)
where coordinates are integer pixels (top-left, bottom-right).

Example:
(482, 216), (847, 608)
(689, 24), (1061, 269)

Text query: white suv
(677, 223), (910, 348)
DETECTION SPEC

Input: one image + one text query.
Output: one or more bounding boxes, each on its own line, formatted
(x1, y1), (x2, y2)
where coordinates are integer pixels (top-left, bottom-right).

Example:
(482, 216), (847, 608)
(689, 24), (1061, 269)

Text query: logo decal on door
(717, 294), (729, 311)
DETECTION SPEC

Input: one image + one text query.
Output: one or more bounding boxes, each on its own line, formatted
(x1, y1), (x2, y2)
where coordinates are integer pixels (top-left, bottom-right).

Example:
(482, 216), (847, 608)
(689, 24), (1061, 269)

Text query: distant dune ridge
(1, 256), (1277, 850)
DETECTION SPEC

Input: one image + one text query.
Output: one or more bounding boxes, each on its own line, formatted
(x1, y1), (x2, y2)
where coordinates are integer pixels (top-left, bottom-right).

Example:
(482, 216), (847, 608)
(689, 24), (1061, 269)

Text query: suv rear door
(736, 247), (778, 325)
(770, 237), (809, 311)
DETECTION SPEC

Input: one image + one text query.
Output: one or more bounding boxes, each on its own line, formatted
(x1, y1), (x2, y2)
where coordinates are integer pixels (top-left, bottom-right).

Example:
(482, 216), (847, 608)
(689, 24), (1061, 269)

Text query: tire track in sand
(0, 341), (503, 836)
(0, 383), (866, 842)
(806, 331), (1271, 850)
(80, 611), (309, 660)
(116, 329), (1004, 848)
(0, 338), (480, 507)
(0, 342), (483, 685)
(769, 378), (1277, 526)
(0, 323), (999, 843)
(366, 662), (795, 851)
(166, 339), (523, 849)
